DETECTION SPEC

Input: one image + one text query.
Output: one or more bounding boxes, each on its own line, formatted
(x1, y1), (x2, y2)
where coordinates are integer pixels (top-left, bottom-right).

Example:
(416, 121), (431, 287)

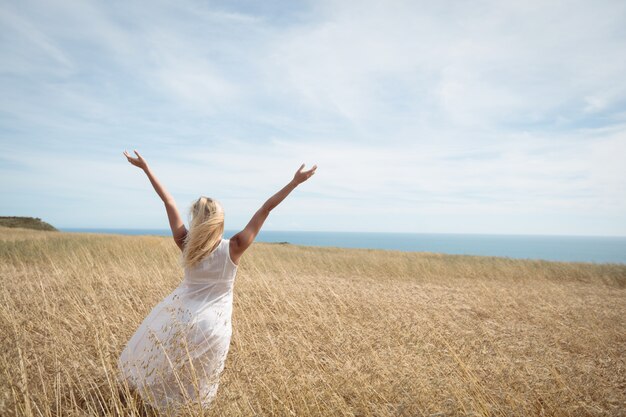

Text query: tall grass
(0, 226), (624, 416)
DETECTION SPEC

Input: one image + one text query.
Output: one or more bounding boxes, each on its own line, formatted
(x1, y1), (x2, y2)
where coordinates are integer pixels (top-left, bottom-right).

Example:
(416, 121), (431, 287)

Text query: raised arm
(230, 163), (317, 265)
(123, 150), (188, 251)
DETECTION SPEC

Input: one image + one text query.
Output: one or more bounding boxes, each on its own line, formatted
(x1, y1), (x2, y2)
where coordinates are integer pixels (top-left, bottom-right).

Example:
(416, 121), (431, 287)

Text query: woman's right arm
(230, 163), (317, 265)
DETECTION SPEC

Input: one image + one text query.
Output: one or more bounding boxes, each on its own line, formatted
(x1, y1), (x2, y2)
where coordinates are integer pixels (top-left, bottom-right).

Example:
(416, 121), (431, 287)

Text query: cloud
(260, 0), (626, 133)
(0, 0), (625, 235)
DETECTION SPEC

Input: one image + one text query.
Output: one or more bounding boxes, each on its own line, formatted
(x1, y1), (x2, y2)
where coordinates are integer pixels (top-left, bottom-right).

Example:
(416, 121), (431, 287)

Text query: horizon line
(57, 227), (626, 239)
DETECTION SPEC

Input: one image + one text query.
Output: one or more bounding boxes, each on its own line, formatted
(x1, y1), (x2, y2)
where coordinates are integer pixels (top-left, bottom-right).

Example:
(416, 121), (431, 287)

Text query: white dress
(117, 238), (238, 413)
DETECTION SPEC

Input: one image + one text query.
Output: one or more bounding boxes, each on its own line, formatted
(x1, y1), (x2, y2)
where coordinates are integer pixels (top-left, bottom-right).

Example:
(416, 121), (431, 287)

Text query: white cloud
(0, 0), (625, 235)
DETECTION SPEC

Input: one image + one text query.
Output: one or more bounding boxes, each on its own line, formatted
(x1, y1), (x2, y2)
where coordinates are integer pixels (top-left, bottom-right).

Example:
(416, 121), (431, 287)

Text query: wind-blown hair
(180, 196), (225, 269)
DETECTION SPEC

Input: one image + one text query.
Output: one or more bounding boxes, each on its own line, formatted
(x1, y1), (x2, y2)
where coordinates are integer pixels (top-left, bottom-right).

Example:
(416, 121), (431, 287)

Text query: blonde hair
(180, 196), (225, 269)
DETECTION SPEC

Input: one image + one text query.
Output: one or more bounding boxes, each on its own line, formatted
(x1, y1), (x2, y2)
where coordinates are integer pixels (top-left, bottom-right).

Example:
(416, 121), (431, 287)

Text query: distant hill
(0, 216), (58, 231)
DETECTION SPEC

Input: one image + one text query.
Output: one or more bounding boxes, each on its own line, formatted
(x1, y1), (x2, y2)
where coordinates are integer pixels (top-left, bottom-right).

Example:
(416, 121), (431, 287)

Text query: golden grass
(0, 226), (625, 416)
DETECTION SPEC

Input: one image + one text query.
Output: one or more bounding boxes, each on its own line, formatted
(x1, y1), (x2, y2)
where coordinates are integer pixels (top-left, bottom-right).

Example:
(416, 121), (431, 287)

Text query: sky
(1, 0), (625, 236)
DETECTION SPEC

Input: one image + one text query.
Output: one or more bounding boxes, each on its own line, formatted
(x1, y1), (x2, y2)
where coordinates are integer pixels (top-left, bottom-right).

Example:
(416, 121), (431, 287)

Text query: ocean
(59, 228), (626, 264)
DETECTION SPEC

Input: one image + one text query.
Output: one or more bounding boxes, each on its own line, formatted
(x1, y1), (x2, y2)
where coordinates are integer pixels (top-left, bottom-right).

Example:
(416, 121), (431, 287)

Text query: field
(0, 226), (625, 416)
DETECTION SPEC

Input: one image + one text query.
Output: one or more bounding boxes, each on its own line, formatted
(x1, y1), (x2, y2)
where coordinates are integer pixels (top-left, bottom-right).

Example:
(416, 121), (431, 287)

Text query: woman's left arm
(123, 150), (188, 251)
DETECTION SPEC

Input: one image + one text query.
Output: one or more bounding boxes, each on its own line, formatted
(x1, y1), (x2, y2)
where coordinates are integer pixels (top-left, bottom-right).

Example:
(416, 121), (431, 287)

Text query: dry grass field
(1, 226), (625, 416)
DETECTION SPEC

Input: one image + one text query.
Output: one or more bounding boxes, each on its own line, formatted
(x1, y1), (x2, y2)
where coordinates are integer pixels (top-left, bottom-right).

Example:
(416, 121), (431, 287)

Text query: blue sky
(1, 0), (625, 236)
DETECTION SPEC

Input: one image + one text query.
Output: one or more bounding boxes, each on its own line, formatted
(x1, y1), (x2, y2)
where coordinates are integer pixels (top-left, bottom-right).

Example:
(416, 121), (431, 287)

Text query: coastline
(57, 227), (626, 265)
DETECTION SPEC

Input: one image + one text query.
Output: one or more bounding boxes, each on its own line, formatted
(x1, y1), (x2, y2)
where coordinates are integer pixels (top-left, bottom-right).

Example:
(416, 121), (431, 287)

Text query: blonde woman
(117, 150), (317, 414)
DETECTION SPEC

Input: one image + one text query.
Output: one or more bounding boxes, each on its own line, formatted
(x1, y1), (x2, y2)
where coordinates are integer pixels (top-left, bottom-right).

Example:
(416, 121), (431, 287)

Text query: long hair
(180, 196), (225, 269)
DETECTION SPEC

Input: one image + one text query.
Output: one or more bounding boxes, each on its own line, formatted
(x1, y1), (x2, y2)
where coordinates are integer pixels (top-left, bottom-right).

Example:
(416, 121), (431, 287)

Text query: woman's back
(183, 239), (237, 285)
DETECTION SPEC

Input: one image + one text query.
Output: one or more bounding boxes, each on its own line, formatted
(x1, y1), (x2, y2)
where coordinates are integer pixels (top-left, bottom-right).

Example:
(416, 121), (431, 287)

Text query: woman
(117, 149), (317, 414)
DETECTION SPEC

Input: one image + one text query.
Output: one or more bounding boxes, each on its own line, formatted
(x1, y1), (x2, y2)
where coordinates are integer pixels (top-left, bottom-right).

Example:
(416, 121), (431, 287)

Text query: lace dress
(117, 238), (238, 413)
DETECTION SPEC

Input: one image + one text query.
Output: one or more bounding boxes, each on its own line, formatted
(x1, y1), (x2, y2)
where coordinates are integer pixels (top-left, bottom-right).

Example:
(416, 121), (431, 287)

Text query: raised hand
(292, 163), (317, 185)
(123, 149), (149, 171)
(231, 162), (319, 261)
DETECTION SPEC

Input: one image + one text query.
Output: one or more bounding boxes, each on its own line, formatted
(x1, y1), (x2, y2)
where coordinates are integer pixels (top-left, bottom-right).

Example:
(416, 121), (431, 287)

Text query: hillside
(0, 227), (624, 416)
(0, 216), (58, 231)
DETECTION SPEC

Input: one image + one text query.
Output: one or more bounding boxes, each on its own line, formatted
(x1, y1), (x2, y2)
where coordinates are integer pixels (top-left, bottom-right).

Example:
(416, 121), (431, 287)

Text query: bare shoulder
(229, 227), (256, 265)
(229, 235), (242, 266)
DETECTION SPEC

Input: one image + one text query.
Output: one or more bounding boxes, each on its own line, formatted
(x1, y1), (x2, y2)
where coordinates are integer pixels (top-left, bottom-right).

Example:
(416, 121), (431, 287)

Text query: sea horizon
(59, 228), (626, 265)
